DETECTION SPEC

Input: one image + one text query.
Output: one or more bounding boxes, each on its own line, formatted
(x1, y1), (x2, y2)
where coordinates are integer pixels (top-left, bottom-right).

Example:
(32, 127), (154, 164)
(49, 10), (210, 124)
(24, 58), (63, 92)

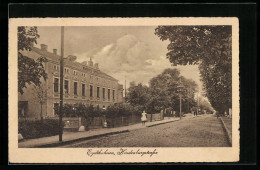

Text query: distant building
(18, 44), (124, 118)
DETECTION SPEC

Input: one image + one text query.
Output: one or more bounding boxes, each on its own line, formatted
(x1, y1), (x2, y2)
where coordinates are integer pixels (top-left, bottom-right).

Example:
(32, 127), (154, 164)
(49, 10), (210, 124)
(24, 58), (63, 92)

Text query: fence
(147, 113), (161, 121)
(19, 114), (141, 131)
(81, 114), (141, 129)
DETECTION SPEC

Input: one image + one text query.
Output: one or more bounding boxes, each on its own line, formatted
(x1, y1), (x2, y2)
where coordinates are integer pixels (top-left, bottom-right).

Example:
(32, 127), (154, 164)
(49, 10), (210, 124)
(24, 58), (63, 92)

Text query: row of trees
(154, 26), (232, 114)
(54, 103), (143, 127)
(126, 68), (201, 114)
(55, 103), (142, 118)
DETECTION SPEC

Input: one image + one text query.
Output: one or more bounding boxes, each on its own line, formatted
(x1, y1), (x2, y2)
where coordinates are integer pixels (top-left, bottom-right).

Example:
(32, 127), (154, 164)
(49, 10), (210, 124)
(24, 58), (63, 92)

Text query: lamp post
(59, 26), (64, 142)
(177, 78), (184, 120)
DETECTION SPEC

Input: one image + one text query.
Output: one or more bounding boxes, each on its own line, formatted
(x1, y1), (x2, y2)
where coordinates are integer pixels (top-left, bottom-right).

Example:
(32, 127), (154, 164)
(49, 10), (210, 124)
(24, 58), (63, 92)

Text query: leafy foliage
(18, 119), (65, 139)
(155, 26), (232, 113)
(105, 103), (142, 118)
(54, 102), (141, 121)
(18, 26), (48, 94)
(127, 82), (150, 109)
(149, 68), (198, 113)
(126, 68), (198, 114)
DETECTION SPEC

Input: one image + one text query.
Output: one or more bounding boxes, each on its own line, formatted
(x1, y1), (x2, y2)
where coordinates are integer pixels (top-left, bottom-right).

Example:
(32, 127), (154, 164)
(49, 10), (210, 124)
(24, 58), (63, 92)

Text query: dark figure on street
(194, 109), (198, 117)
(141, 110), (147, 126)
(216, 111), (219, 119)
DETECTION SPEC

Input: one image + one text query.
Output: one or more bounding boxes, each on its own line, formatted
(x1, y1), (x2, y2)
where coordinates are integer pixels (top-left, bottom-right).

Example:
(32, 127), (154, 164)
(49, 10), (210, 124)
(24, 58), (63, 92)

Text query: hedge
(18, 119), (65, 139)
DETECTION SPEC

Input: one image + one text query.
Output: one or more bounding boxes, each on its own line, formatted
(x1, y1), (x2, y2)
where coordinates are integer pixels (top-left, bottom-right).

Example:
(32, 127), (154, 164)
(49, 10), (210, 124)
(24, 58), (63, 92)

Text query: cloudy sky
(36, 26), (202, 91)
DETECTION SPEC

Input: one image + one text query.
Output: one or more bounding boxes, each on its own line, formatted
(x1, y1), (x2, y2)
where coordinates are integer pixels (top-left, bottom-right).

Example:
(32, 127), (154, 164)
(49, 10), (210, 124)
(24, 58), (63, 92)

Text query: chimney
(40, 44), (48, 51)
(53, 49), (57, 55)
(88, 57), (93, 67)
(94, 63), (99, 69)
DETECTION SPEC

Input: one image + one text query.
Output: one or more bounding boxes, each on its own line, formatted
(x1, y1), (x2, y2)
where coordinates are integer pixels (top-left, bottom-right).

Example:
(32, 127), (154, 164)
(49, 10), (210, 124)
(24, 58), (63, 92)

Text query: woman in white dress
(141, 110), (147, 126)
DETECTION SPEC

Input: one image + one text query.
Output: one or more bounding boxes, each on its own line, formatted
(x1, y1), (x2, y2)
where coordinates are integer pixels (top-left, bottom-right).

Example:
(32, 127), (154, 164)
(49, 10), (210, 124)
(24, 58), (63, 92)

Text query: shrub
(105, 103), (142, 119)
(18, 119), (65, 139)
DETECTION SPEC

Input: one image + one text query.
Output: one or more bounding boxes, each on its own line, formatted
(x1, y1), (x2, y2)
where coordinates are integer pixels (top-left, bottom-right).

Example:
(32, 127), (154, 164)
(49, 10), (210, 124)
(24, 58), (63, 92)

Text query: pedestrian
(103, 120), (107, 128)
(141, 110), (147, 126)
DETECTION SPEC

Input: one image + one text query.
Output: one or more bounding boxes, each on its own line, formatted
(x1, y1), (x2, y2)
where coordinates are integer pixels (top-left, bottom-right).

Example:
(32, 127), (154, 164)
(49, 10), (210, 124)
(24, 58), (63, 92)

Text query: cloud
(73, 34), (202, 91)
(83, 34), (174, 86)
(92, 34), (156, 74)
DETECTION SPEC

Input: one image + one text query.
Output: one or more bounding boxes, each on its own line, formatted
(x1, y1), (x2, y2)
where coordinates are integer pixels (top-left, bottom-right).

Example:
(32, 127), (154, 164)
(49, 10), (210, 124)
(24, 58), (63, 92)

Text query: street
(61, 115), (230, 147)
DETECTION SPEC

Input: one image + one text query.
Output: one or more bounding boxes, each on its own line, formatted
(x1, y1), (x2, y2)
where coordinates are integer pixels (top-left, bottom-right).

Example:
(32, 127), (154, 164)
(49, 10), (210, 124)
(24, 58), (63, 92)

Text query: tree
(155, 26), (232, 113)
(149, 69), (198, 114)
(177, 77), (199, 113)
(18, 26), (48, 94)
(198, 97), (214, 113)
(149, 69), (180, 113)
(32, 84), (49, 121)
(127, 81), (150, 109)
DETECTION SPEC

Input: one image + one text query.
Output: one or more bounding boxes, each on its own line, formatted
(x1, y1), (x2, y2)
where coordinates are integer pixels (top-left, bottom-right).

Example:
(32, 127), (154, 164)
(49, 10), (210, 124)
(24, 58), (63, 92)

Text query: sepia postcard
(9, 18), (239, 163)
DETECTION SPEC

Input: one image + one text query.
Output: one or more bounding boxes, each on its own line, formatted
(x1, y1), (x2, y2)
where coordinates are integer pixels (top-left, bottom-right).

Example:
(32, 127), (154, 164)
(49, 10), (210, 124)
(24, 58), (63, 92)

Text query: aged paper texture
(9, 18), (239, 163)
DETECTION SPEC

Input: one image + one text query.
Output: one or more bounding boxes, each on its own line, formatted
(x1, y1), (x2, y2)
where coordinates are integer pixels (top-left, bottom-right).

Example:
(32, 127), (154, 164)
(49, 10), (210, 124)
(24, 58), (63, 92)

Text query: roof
(31, 46), (118, 82)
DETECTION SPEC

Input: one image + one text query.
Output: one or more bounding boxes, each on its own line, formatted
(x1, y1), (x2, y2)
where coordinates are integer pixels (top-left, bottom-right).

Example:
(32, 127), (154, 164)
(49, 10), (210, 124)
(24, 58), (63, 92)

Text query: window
(64, 80), (69, 93)
(54, 78), (59, 92)
(74, 82), (78, 95)
(97, 87), (100, 98)
(82, 84), (85, 96)
(65, 68), (69, 73)
(82, 73), (86, 77)
(73, 70), (78, 76)
(108, 89), (110, 100)
(54, 65), (59, 71)
(90, 85), (93, 97)
(53, 103), (59, 115)
(103, 88), (105, 99)
(113, 90), (115, 100)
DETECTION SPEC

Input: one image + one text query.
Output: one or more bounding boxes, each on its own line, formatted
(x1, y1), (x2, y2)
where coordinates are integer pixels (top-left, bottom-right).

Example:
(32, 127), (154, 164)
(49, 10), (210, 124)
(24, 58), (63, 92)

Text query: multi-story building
(18, 44), (124, 118)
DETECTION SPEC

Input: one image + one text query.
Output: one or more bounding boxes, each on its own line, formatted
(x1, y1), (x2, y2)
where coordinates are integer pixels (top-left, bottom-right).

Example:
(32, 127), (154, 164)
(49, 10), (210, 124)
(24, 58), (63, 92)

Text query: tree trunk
(40, 104), (43, 122)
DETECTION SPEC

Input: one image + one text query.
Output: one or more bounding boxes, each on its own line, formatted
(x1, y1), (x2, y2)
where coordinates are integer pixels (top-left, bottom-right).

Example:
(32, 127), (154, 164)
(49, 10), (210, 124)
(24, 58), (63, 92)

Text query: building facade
(18, 44), (124, 119)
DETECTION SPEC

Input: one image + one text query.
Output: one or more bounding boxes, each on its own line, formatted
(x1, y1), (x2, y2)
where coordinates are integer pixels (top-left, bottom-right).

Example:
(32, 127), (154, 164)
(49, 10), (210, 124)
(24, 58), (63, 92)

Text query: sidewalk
(19, 117), (180, 148)
(220, 116), (232, 144)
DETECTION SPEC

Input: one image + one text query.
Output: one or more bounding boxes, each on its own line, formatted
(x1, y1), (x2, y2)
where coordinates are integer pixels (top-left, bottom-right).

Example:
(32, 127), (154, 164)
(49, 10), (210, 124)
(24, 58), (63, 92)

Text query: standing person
(141, 110), (147, 126)
(192, 108), (195, 117)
